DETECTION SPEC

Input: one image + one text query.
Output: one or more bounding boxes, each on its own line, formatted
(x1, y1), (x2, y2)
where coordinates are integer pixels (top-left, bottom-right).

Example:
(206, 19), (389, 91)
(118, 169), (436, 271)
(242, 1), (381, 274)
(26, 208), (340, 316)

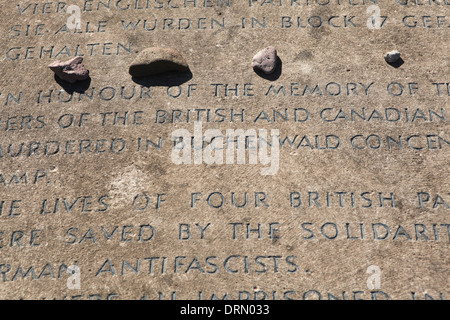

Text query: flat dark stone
(129, 48), (189, 77)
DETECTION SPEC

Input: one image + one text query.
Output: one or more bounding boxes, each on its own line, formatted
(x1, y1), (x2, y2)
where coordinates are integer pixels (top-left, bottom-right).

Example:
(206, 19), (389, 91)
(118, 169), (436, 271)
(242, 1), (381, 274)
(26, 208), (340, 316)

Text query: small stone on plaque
(48, 57), (89, 84)
(252, 46), (278, 75)
(384, 50), (401, 63)
(129, 47), (189, 77)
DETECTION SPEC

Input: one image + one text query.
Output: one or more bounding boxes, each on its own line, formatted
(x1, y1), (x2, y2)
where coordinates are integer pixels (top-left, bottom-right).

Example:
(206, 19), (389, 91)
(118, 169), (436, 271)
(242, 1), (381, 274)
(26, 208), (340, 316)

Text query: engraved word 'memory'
(171, 121), (280, 175)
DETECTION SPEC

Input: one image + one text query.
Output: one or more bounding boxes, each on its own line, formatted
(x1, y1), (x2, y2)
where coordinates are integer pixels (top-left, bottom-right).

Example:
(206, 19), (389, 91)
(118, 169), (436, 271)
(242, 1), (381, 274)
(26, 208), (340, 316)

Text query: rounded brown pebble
(48, 57), (89, 84)
(252, 46), (278, 75)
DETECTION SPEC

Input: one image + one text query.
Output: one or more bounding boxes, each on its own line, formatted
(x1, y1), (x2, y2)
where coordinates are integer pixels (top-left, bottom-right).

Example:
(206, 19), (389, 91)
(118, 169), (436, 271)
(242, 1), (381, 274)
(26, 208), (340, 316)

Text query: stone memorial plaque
(0, 0), (448, 300)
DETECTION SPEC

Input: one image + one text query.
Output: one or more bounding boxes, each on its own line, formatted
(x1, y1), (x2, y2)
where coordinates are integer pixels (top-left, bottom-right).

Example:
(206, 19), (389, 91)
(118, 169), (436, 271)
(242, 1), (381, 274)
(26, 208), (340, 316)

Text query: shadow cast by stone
(254, 57), (282, 81)
(132, 69), (193, 87)
(387, 57), (404, 69)
(55, 74), (92, 94)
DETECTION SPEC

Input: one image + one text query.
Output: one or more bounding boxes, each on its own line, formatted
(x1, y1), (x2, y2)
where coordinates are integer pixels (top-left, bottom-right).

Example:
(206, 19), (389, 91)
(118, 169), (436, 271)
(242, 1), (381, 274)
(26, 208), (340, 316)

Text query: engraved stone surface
(252, 46), (278, 75)
(129, 47), (189, 77)
(0, 0), (448, 301)
(48, 57), (89, 84)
